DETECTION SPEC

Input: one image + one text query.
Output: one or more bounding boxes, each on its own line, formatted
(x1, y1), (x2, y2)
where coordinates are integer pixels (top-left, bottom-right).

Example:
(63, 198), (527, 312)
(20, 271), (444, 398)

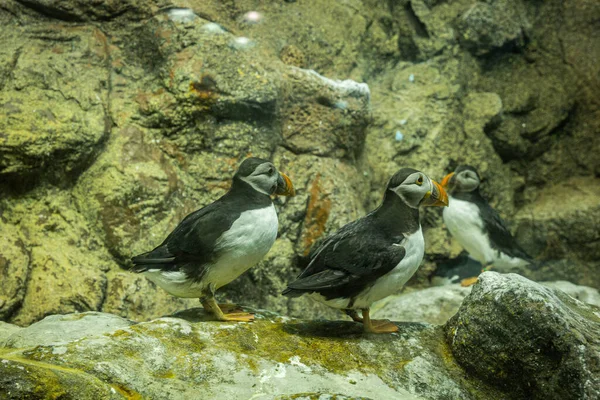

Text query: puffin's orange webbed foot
(460, 277), (479, 287)
(201, 297), (254, 323)
(218, 303), (244, 314)
(218, 312), (255, 322)
(362, 309), (398, 334)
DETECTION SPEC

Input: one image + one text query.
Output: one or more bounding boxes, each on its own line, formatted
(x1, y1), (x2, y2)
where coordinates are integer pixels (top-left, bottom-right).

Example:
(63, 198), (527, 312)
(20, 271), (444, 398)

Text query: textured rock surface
(446, 272), (600, 400)
(0, 310), (508, 400)
(0, 0), (599, 326)
(542, 281), (600, 308)
(374, 280), (600, 326)
(514, 177), (600, 287)
(373, 285), (472, 325)
(0, 24), (109, 182)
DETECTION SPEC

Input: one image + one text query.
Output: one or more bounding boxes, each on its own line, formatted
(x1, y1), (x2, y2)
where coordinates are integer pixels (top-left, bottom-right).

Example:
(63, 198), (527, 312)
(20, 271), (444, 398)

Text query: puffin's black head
(440, 165), (481, 194)
(234, 157), (295, 197)
(386, 168), (448, 208)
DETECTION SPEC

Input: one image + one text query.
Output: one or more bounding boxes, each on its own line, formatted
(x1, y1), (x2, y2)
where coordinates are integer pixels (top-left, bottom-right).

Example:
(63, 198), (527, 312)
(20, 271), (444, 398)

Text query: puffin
(283, 168), (448, 333)
(130, 157), (295, 322)
(440, 165), (534, 280)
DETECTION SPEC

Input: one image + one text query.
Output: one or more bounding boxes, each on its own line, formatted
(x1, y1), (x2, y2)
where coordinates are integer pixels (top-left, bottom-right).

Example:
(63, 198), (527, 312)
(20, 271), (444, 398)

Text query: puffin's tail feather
(129, 247), (176, 273)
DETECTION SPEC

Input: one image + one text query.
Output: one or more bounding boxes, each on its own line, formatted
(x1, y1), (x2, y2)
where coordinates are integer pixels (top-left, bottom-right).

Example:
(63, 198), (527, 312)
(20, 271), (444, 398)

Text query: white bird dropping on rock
(167, 8), (196, 23)
(201, 22), (227, 34)
(242, 11), (263, 24)
(231, 37), (255, 50)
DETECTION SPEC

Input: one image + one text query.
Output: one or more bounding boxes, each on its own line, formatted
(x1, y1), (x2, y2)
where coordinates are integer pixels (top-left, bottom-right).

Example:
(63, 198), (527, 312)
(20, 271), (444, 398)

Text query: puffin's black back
(282, 215), (407, 301)
(283, 171), (422, 301)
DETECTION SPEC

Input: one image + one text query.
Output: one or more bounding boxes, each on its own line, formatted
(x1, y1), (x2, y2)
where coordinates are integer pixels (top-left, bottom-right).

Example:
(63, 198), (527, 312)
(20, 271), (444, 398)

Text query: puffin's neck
(227, 178), (272, 204)
(372, 191), (420, 235)
(452, 188), (486, 205)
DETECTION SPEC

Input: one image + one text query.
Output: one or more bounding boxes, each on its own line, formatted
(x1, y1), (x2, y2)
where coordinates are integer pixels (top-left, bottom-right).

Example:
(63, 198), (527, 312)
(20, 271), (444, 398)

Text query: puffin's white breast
(207, 203), (279, 289)
(443, 196), (495, 265)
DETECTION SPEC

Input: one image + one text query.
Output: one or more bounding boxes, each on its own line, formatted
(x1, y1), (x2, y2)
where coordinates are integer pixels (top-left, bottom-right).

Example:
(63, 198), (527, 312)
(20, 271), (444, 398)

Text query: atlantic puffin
(130, 157), (295, 322)
(283, 168), (448, 333)
(440, 165), (534, 278)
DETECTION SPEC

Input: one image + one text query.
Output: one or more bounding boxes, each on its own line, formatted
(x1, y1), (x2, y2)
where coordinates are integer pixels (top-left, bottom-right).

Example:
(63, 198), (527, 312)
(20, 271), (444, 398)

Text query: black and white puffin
(130, 157), (295, 322)
(440, 165), (534, 276)
(283, 168), (448, 334)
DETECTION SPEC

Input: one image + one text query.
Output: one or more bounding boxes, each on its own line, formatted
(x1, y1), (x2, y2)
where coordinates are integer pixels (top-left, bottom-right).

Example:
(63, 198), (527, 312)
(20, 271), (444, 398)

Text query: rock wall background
(0, 0), (598, 326)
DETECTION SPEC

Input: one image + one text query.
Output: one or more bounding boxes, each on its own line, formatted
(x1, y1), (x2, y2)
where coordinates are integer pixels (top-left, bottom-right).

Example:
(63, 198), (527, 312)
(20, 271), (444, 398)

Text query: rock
(280, 68), (371, 159)
(456, 0), (529, 55)
(12, 0), (162, 21)
(514, 177), (600, 287)
(0, 189), (113, 326)
(3, 312), (132, 348)
(0, 310), (506, 400)
(477, 55), (575, 161)
(0, 24), (109, 183)
(0, 322), (22, 346)
(73, 14), (371, 266)
(373, 285), (471, 325)
(0, 224), (30, 321)
(445, 272), (600, 400)
(541, 281), (600, 308)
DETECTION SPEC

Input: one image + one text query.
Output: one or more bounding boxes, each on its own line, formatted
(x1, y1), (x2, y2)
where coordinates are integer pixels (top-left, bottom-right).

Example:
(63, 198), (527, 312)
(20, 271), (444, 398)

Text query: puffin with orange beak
(440, 165), (533, 283)
(130, 157), (295, 322)
(283, 168), (448, 334)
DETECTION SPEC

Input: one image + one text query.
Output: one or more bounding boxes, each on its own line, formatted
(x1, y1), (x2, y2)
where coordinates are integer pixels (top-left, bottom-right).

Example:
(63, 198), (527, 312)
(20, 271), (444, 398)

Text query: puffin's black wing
(478, 202), (533, 262)
(283, 217), (406, 300)
(130, 198), (237, 277)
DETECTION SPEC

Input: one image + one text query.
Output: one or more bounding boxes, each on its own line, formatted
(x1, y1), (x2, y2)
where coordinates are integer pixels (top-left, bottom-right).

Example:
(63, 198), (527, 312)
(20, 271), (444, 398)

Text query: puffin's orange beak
(275, 172), (296, 197)
(441, 172), (454, 189)
(423, 180), (449, 207)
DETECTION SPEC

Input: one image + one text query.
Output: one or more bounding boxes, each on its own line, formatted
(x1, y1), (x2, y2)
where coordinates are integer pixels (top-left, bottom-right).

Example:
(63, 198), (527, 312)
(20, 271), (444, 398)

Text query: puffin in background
(440, 165), (534, 285)
(130, 157), (295, 322)
(283, 168), (448, 334)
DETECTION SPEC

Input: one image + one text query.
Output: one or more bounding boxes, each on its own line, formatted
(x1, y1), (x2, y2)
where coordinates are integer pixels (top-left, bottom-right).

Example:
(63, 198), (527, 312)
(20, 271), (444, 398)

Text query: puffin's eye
(416, 176), (423, 186)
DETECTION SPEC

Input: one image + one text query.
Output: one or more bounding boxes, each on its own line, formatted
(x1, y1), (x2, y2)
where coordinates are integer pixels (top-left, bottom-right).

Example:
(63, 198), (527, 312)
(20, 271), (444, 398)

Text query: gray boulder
(446, 272), (600, 400)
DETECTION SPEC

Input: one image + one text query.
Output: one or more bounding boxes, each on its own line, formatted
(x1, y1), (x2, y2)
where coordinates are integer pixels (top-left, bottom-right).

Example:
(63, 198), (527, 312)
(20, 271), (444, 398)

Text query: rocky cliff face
(0, 0), (599, 327)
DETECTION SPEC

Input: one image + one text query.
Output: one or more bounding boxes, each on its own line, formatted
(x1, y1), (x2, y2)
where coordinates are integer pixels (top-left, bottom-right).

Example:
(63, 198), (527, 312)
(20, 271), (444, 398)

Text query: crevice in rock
(0, 46), (22, 91)
(405, 2), (430, 39)
(14, 0), (136, 22)
(14, 0), (83, 22)
(4, 239), (32, 324)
